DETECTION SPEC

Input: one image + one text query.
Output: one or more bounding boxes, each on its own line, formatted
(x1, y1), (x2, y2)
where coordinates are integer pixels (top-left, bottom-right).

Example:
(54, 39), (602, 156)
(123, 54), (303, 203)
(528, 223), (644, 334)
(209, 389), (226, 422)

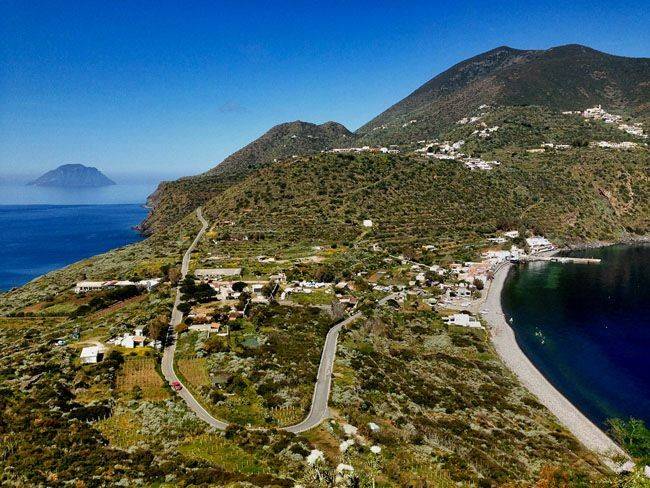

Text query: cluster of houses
(473, 125), (500, 138)
(74, 278), (161, 294)
(401, 119), (418, 128)
(591, 140), (641, 150)
(414, 139), (501, 170)
(457, 105), (491, 125)
(193, 268), (284, 305)
(280, 280), (331, 299)
(80, 326), (160, 364)
(326, 145), (400, 154)
(374, 231), (555, 312)
(541, 142), (572, 150)
(463, 157), (501, 171)
(578, 105), (647, 138)
(107, 327), (160, 349)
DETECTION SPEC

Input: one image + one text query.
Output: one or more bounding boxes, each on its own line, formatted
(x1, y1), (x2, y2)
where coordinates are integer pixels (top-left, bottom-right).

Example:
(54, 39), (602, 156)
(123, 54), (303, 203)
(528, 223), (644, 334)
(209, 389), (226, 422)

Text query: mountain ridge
(139, 43), (650, 234)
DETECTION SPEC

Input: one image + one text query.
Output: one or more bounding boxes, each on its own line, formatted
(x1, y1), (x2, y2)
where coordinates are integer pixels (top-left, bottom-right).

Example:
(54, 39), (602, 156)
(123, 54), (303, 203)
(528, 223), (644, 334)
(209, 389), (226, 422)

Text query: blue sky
(1, 1), (648, 179)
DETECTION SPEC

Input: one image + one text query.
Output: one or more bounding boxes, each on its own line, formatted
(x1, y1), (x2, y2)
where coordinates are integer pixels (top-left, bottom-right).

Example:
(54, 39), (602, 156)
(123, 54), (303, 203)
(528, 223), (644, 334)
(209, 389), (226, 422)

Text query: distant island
(28, 164), (116, 188)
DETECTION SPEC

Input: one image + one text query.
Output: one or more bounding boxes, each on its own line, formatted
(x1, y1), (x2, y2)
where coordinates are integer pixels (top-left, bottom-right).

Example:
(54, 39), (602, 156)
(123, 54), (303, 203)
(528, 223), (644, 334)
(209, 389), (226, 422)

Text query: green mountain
(139, 121), (353, 234)
(357, 44), (650, 144)
(140, 44), (650, 235)
(200, 107), (649, 254)
(28, 164), (116, 187)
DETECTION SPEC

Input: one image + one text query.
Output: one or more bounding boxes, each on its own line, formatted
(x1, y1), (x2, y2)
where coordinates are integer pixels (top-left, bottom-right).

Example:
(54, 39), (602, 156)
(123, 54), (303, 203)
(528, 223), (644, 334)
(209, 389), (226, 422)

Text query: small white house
(80, 346), (104, 364)
(74, 281), (105, 293)
(362, 219), (373, 228)
(443, 314), (483, 329)
(195, 268), (242, 280)
(138, 278), (161, 291)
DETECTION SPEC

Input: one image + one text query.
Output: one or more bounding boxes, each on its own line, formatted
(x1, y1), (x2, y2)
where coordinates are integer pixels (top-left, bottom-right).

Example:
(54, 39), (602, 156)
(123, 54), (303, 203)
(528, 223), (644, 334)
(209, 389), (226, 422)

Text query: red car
(171, 381), (183, 391)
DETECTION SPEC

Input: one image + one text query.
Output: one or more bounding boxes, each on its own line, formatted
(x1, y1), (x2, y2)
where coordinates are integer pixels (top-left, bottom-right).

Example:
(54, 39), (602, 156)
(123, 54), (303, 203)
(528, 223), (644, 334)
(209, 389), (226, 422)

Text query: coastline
(482, 262), (628, 470)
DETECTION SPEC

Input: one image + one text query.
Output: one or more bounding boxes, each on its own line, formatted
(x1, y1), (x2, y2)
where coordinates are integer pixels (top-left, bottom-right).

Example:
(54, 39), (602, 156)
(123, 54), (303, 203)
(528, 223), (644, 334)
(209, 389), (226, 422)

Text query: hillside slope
(139, 121), (353, 234)
(357, 44), (650, 144)
(140, 44), (649, 235)
(201, 107), (649, 255)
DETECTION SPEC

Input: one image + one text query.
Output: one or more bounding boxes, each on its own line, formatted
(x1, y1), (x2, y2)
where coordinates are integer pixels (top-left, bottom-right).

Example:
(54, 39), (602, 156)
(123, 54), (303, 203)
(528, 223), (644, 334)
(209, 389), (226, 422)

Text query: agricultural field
(116, 356), (169, 400)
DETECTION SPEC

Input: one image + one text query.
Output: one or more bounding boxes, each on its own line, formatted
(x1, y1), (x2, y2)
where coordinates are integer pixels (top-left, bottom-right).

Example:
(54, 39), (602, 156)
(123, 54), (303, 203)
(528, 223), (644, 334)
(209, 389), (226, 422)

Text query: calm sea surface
(0, 182), (156, 205)
(502, 244), (650, 427)
(0, 204), (147, 291)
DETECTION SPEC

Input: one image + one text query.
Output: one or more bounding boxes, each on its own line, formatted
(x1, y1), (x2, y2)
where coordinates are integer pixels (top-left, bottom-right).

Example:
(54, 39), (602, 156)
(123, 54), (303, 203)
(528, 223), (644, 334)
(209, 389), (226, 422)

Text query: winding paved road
(161, 208), (229, 429)
(161, 207), (396, 433)
(284, 292), (398, 433)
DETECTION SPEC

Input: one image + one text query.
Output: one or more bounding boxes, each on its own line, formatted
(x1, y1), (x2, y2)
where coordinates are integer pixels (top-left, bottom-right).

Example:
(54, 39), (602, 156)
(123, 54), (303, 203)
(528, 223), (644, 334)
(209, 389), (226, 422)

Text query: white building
(80, 346), (104, 364)
(74, 278), (161, 294)
(525, 236), (555, 254)
(443, 314), (483, 329)
(74, 281), (105, 293)
(195, 268), (242, 280)
(362, 219), (373, 228)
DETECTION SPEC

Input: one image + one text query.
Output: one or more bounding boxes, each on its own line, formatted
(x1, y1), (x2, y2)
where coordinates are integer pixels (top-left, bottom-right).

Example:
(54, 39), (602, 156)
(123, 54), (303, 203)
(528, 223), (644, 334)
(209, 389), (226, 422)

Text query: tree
(261, 282), (275, 297)
(608, 418), (650, 464)
(232, 281), (247, 293)
(237, 292), (251, 311)
(473, 278), (484, 291)
(168, 267), (182, 285)
(315, 265), (335, 283)
(147, 314), (168, 342)
(175, 322), (189, 334)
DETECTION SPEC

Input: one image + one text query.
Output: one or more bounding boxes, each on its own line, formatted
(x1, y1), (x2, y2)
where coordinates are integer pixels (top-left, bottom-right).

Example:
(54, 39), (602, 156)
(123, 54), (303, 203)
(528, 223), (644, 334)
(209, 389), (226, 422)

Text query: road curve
(284, 292), (398, 433)
(162, 209), (396, 434)
(160, 208), (229, 429)
(284, 312), (362, 433)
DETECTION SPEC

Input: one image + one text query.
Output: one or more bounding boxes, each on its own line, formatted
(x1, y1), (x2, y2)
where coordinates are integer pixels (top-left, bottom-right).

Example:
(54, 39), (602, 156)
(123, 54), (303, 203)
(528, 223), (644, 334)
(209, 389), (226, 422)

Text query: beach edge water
(482, 262), (628, 471)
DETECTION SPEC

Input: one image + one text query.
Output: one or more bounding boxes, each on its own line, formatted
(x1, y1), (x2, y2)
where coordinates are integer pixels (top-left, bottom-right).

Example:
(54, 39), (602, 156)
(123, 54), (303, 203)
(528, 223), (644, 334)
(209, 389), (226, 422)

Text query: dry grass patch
(177, 357), (211, 389)
(179, 434), (268, 474)
(0, 317), (65, 329)
(116, 357), (169, 400)
(96, 411), (146, 448)
(269, 405), (304, 426)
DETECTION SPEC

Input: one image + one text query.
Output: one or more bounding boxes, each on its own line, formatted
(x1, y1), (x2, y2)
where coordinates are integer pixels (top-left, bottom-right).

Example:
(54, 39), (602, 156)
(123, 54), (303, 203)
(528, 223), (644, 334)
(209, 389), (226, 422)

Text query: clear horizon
(1, 0), (649, 178)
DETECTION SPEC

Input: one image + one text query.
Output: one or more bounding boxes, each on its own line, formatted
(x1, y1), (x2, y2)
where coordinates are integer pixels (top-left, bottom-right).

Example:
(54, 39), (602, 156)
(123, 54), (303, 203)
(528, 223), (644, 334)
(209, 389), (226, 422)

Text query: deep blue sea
(502, 244), (650, 428)
(0, 204), (147, 291)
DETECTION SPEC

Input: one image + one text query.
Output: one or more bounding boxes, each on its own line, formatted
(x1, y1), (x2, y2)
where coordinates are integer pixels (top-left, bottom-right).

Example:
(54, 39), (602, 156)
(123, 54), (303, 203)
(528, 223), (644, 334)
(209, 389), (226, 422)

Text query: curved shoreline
(483, 263), (627, 470)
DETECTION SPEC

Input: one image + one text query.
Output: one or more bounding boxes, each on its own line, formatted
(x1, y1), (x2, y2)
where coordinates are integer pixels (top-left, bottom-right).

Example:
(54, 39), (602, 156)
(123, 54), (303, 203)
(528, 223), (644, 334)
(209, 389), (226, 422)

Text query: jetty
(517, 255), (601, 264)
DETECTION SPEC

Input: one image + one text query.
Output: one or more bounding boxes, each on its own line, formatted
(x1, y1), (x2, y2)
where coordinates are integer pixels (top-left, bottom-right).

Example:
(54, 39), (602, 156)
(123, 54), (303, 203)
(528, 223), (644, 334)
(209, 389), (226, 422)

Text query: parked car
(171, 381), (183, 391)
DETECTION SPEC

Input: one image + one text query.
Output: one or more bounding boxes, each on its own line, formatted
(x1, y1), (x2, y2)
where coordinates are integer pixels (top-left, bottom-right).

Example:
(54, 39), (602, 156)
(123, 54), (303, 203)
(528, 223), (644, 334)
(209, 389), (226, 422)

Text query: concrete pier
(518, 255), (601, 264)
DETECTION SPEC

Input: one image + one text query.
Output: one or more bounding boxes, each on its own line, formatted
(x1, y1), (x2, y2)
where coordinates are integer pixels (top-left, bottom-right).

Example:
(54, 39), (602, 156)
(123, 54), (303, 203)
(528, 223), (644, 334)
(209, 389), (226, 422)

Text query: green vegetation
(608, 418), (650, 465)
(327, 307), (608, 486)
(199, 109), (648, 257)
(175, 303), (332, 427)
(140, 120), (354, 234)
